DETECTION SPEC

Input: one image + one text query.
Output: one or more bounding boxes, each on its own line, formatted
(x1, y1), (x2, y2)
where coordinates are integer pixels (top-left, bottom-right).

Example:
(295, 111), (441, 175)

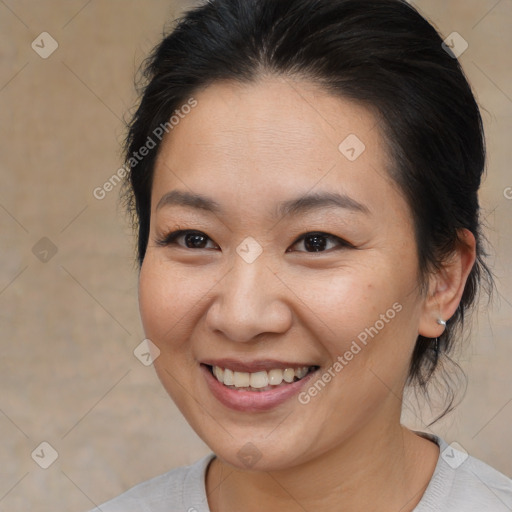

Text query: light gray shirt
(88, 434), (512, 511)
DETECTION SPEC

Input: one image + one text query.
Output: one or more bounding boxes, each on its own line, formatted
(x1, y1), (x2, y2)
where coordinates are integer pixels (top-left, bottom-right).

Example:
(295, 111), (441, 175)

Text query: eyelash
(155, 229), (354, 253)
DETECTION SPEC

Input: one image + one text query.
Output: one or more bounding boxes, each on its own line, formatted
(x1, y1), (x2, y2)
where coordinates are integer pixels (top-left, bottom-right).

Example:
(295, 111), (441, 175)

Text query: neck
(206, 416), (439, 512)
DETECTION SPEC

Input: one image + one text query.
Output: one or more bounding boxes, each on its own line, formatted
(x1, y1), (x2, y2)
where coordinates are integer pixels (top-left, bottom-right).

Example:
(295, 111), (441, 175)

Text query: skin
(138, 76), (476, 512)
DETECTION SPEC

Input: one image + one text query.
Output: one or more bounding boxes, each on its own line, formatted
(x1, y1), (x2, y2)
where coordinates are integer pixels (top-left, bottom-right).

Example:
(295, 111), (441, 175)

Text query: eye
(155, 230), (219, 250)
(155, 229), (353, 253)
(287, 232), (353, 253)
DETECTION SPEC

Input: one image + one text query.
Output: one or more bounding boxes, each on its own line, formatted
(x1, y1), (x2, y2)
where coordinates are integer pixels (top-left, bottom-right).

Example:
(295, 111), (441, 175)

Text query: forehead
(157, 76), (383, 163)
(151, 77), (405, 224)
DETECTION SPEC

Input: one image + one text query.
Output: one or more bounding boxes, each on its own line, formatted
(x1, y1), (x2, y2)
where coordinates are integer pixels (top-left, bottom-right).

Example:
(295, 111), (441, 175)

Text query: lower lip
(200, 364), (318, 412)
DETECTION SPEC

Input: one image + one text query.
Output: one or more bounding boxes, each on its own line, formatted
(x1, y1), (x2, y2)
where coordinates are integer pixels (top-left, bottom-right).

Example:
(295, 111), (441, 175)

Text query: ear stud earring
(433, 318), (446, 358)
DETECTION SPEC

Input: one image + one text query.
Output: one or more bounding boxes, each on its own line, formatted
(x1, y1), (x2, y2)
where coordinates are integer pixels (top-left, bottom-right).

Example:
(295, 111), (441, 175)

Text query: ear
(418, 229), (477, 338)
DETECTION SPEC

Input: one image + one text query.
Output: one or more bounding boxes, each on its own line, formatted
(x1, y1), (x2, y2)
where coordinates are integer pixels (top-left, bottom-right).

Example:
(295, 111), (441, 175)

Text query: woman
(91, 0), (512, 510)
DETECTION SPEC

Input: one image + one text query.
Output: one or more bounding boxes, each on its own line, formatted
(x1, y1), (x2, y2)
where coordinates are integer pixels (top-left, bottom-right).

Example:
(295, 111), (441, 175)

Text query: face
(138, 77), (427, 471)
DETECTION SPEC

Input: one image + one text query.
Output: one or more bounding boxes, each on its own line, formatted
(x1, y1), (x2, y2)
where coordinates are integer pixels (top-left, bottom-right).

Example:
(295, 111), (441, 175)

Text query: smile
(210, 365), (315, 391)
(201, 362), (320, 412)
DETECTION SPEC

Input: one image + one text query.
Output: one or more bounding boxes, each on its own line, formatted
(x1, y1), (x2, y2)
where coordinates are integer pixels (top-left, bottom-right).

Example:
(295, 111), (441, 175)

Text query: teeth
(233, 371), (250, 387)
(283, 368), (295, 383)
(211, 365), (312, 389)
(223, 368), (234, 386)
(268, 369), (283, 385)
(213, 366), (224, 381)
(296, 367), (308, 379)
(250, 371), (269, 388)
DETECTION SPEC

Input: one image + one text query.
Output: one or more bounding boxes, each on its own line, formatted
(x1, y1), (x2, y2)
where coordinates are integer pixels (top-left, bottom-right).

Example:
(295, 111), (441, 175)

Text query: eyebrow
(156, 189), (370, 218)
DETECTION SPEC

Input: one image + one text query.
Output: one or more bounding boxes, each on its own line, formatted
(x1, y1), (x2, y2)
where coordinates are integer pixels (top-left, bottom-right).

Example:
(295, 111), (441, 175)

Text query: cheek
(284, 261), (421, 388)
(137, 254), (210, 410)
(138, 254), (210, 349)
(285, 264), (403, 342)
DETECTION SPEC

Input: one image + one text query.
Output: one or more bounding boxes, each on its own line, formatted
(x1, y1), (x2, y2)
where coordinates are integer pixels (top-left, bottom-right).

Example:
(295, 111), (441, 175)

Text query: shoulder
(450, 452), (512, 509)
(86, 453), (215, 512)
(416, 433), (512, 512)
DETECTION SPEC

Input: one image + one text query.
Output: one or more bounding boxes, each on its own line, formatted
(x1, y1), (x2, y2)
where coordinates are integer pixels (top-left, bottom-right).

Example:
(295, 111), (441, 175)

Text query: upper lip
(201, 359), (317, 373)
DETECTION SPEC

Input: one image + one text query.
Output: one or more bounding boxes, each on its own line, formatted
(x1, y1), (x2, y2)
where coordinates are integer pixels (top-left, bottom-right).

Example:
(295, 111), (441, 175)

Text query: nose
(204, 255), (293, 343)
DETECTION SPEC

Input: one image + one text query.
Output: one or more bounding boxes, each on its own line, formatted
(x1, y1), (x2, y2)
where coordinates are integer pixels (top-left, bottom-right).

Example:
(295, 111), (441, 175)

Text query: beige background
(0, 0), (511, 510)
